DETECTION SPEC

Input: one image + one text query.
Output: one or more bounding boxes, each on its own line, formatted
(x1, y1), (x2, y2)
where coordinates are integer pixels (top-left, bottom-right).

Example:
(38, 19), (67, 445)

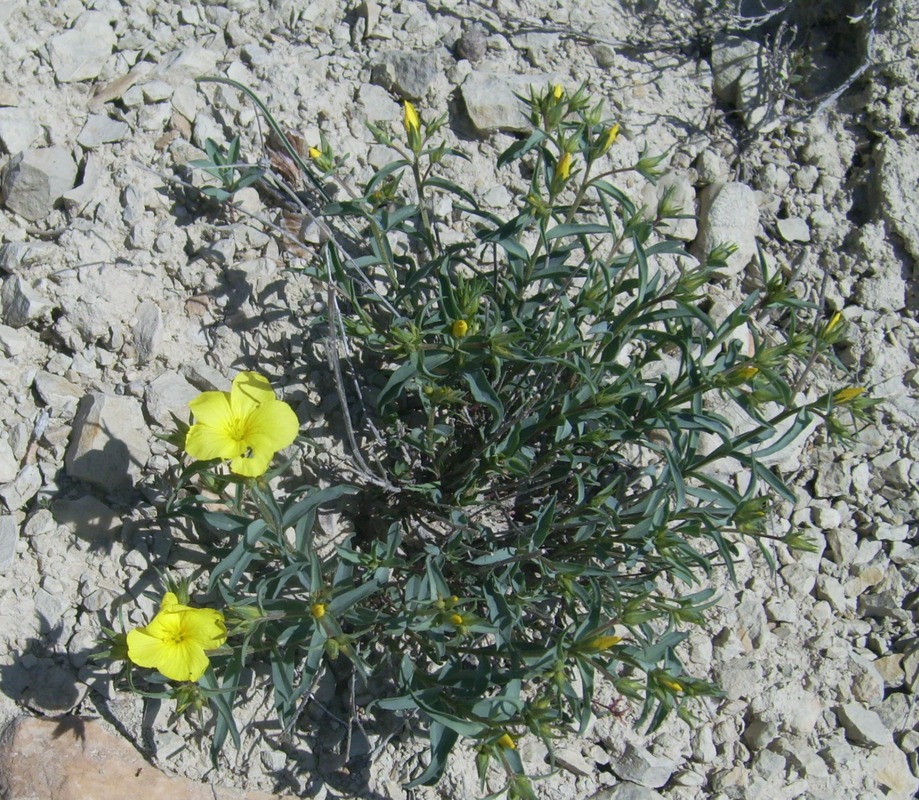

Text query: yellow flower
(496, 732), (516, 749)
(587, 635), (622, 651)
(403, 101), (420, 137)
(451, 319), (469, 338)
(185, 372), (299, 478)
(834, 387), (865, 405)
(824, 311), (843, 336)
(556, 152), (572, 181)
(311, 602), (326, 620)
(308, 146), (322, 160)
(127, 593), (227, 682)
(599, 123), (620, 155)
(551, 84), (563, 101)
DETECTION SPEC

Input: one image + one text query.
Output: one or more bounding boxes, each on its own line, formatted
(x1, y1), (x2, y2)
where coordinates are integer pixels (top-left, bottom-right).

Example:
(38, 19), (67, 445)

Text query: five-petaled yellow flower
(403, 101), (420, 137)
(127, 593), (227, 682)
(185, 372), (299, 478)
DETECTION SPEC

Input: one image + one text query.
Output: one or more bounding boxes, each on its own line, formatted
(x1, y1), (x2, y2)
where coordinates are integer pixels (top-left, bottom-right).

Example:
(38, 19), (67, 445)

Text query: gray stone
(836, 703), (894, 747)
(153, 47), (220, 87)
(611, 743), (675, 788)
(877, 136), (919, 265)
(877, 692), (919, 733)
(65, 393), (151, 493)
(873, 654), (904, 689)
(1, 146), (78, 221)
(144, 370), (199, 428)
(857, 592), (912, 621)
(34, 371), (82, 415)
(0, 465), (41, 511)
(457, 24), (488, 63)
(0, 107), (41, 154)
(590, 43), (617, 68)
(849, 653), (885, 707)
(49, 11), (116, 83)
(744, 719), (777, 750)
(76, 114), (129, 148)
(0, 438), (17, 484)
(0, 514), (18, 571)
(371, 51), (438, 100)
(133, 300), (163, 364)
(692, 182), (759, 277)
(554, 746), (594, 777)
(868, 743), (919, 798)
(903, 649), (919, 694)
(711, 35), (759, 102)
(52, 495), (122, 542)
(1, 276), (53, 328)
(462, 72), (552, 133)
(588, 784), (664, 800)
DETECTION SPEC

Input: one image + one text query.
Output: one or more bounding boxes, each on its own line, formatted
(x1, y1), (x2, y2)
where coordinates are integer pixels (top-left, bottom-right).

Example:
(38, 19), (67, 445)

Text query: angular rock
(371, 51), (439, 100)
(52, 496), (122, 542)
(611, 742), (675, 788)
(34, 371), (82, 415)
(49, 11), (116, 83)
(144, 370), (199, 428)
(873, 654), (904, 689)
(711, 35), (759, 103)
(836, 703), (893, 747)
(133, 300), (163, 364)
(777, 216), (810, 243)
(692, 182), (759, 277)
(0, 438), (17, 484)
(0, 716), (295, 800)
(1, 146), (78, 221)
(65, 393), (151, 493)
(154, 47), (220, 87)
(589, 785), (665, 800)
(1, 276), (53, 328)
(876, 136), (919, 265)
(554, 746), (594, 777)
(0, 514), (18, 571)
(76, 114), (129, 148)
(457, 24), (489, 63)
(868, 743), (919, 798)
(0, 465), (41, 511)
(0, 108), (41, 154)
(462, 72), (552, 133)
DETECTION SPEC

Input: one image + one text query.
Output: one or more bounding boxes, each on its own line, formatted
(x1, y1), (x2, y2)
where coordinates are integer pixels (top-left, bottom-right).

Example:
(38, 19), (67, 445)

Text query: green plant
(189, 135), (263, 202)
(110, 80), (875, 798)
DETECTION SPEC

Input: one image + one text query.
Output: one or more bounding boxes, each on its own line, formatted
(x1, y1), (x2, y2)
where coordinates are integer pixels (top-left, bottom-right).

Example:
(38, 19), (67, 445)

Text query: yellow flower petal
(230, 372), (277, 419)
(242, 399), (300, 456)
(403, 101), (420, 136)
(229, 451), (273, 477)
(496, 733), (516, 749)
(185, 421), (245, 461)
(180, 608), (228, 650)
(153, 638), (212, 682)
(188, 390), (233, 429)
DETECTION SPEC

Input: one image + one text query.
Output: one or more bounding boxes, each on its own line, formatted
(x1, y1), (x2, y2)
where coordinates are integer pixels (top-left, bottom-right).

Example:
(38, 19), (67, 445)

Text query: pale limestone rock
(692, 182), (759, 278)
(0, 146), (77, 221)
(0, 716), (295, 800)
(65, 393), (151, 493)
(49, 11), (116, 83)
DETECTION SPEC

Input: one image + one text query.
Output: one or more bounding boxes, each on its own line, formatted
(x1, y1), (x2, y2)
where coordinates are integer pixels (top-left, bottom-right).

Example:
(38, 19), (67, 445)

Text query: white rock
(461, 72), (553, 133)
(65, 393), (151, 493)
(144, 370), (199, 428)
(876, 136), (919, 265)
(1, 276), (53, 327)
(0, 439), (17, 484)
(0, 464), (41, 511)
(592, 785), (665, 800)
(371, 50), (439, 100)
(836, 703), (893, 747)
(692, 182), (759, 277)
(0, 108), (41, 154)
(51, 496), (122, 542)
(49, 12), (116, 83)
(868, 743), (919, 798)
(76, 114), (129, 148)
(133, 300), (163, 364)
(611, 742), (675, 788)
(0, 515), (18, 571)
(1, 146), (78, 221)
(777, 216), (810, 243)
(710, 35), (759, 102)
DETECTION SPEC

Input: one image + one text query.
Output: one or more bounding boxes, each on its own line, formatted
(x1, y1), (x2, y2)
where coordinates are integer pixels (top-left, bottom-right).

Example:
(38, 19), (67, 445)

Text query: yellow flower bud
(659, 677), (683, 692)
(403, 101), (420, 137)
(599, 123), (620, 154)
(834, 387), (865, 405)
(308, 146), (322, 160)
(824, 311), (843, 336)
(588, 635), (622, 651)
(736, 366), (759, 381)
(496, 732), (516, 749)
(551, 84), (563, 101)
(311, 603), (326, 620)
(556, 152), (572, 182)
(449, 613), (464, 626)
(451, 319), (469, 338)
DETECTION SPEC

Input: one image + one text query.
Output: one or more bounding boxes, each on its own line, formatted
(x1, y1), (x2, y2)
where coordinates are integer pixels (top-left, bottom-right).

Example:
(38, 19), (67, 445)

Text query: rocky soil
(0, 1), (917, 798)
